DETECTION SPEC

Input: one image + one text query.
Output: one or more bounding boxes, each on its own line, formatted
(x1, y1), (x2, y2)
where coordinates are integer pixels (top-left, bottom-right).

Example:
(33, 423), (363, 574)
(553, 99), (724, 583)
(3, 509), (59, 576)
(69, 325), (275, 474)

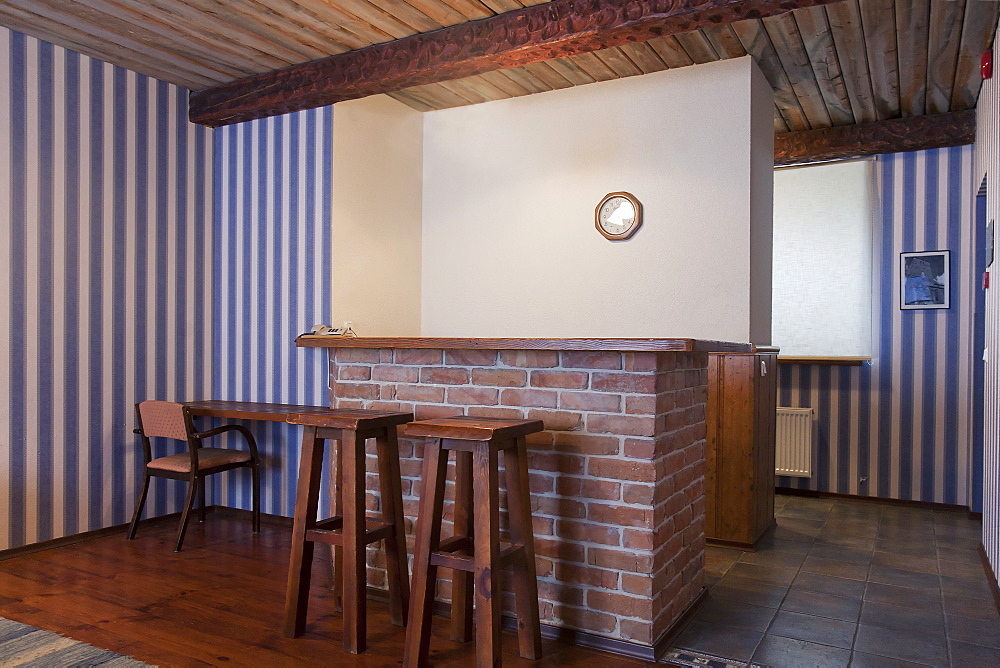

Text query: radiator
(775, 407), (814, 478)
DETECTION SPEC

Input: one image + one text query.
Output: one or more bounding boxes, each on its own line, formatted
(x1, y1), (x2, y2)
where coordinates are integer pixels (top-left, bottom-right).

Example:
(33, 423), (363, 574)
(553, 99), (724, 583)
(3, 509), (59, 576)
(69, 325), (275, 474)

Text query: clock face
(595, 192), (642, 240)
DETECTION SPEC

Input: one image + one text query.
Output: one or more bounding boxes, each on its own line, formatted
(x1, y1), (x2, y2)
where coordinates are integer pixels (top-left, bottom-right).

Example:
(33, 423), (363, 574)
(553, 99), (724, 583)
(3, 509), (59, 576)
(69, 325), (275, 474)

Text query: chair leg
(251, 461), (261, 534)
(126, 471), (152, 540)
(473, 441), (502, 668)
(503, 437), (542, 659)
(284, 427), (326, 638)
(403, 438), (449, 668)
(450, 449), (474, 643)
(376, 426), (410, 628)
(175, 475), (200, 552)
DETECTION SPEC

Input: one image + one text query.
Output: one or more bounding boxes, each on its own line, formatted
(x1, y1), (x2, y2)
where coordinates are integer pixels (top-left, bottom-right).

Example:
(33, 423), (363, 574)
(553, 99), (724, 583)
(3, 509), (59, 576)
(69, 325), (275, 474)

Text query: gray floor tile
(860, 600), (945, 635)
(854, 624), (949, 666)
(710, 577), (789, 609)
(941, 574), (993, 600)
(738, 548), (807, 570)
(755, 535), (813, 554)
(800, 555), (870, 581)
(937, 545), (981, 564)
(873, 538), (937, 559)
(726, 562), (800, 587)
(792, 571), (866, 599)
(672, 619), (763, 662)
(868, 564), (941, 591)
(871, 550), (939, 574)
(780, 588), (862, 622)
(864, 581), (943, 609)
(808, 543), (873, 565)
(939, 558), (989, 582)
(947, 613), (1000, 649)
(849, 651), (936, 667)
(691, 597), (777, 633)
(950, 639), (1000, 666)
(943, 592), (1000, 620)
(750, 634), (851, 668)
(767, 609), (856, 649)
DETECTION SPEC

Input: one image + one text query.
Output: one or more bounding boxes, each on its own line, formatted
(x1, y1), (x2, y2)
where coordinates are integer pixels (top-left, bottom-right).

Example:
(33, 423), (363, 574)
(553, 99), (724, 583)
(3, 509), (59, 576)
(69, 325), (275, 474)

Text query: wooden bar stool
(403, 416), (544, 668)
(283, 408), (413, 654)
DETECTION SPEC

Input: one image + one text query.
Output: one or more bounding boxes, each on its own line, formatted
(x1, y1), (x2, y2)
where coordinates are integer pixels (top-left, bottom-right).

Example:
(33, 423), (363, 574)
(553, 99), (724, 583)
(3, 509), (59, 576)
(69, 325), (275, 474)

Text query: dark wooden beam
(190, 0), (841, 127)
(774, 110), (976, 165)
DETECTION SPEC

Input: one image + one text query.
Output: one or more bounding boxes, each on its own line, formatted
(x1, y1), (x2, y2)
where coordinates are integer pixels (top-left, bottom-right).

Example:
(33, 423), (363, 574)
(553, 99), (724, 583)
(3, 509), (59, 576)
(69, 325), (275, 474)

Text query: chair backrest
(137, 400), (190, 441)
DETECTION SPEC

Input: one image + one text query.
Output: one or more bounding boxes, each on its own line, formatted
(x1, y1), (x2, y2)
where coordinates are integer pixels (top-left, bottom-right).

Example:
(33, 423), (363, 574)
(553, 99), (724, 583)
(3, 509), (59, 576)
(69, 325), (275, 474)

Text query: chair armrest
(194, 424), (260, 459)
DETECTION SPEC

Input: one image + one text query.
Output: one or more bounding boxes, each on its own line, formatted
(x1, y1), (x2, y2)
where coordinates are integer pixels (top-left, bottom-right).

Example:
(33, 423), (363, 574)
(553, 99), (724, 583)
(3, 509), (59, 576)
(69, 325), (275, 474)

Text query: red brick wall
(328, 347), (707, 647)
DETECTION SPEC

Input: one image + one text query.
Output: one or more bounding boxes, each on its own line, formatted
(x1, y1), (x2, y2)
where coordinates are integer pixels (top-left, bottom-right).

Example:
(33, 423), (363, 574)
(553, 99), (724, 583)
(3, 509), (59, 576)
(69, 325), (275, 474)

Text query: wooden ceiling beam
(189, 0), (842, 127)
(773, 110), (976, 165)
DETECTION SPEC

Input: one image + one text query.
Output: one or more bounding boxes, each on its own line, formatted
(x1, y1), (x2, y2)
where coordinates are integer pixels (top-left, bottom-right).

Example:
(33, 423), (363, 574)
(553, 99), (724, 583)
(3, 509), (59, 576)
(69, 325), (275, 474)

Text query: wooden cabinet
(705, 347), (778, 549)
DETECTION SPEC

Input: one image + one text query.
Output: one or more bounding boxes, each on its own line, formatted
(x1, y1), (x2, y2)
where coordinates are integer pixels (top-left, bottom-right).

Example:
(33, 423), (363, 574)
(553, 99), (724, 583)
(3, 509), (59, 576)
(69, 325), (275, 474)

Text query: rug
(0, 616), (152, 667)
(661, 648), (748, 668)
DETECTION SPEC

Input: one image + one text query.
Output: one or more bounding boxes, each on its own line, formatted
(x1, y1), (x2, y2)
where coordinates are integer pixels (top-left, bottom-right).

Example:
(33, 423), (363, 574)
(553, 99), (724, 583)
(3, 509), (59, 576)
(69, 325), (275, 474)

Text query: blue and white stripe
(778, 145), (977, 507)
(211, 108), (333, 520)
(0, 27), (214, 550)
(1, 26), (333, 550)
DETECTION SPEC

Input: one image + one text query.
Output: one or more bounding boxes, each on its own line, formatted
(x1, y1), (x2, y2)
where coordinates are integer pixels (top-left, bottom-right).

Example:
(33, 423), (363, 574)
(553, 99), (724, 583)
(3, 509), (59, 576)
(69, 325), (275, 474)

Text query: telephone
(310, 323), (356, 337)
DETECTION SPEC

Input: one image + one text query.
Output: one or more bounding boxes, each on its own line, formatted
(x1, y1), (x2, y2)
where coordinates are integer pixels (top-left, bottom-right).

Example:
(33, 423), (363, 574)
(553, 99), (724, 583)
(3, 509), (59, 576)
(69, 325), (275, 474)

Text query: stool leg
(376, 425), (410, 627)
(450, 449), (474, 643)
(331, 438), (344, 613)
(403, 438), (449, 668)
(473, 440), (502, 668)
(283, 426), (325, 638)
(504, 436), (542, 659)
(341, 429), (367, 654)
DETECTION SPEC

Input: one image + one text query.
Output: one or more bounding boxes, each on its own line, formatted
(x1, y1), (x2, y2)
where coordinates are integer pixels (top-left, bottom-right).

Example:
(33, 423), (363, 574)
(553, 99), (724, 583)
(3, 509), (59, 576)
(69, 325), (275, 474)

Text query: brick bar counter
(296, 336), (749, 659)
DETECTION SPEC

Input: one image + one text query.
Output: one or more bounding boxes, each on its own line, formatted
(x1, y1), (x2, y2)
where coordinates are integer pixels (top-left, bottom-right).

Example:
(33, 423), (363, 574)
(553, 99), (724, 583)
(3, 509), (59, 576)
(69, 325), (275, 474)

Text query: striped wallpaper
(210, 108), (333, 519)
(0, 26), (334, 550)
(0, 27), (214, 550)
(777, 145), (978, 507)
(975, 17), (1000, 584)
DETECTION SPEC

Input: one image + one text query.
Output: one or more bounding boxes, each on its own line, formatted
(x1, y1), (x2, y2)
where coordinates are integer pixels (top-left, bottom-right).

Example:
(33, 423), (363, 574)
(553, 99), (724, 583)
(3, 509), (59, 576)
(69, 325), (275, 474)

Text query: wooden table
(184, 400), (331, 421)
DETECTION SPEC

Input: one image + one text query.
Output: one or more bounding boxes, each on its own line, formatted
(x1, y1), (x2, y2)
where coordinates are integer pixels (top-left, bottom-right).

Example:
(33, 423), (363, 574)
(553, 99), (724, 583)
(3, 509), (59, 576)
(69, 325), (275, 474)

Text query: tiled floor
(669, 494), (1000, 667)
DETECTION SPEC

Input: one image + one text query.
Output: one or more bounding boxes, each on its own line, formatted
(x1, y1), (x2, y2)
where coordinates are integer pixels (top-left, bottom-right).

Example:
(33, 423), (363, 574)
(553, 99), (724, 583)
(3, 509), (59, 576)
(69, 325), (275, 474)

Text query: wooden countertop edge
(295, 336), (752, 353)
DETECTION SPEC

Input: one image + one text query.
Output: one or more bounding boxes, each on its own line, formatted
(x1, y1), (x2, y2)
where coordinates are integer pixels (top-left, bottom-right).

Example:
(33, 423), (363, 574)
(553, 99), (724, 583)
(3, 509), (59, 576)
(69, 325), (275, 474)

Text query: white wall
(331, 95), (423, 336)
(420, 57), (773, 341)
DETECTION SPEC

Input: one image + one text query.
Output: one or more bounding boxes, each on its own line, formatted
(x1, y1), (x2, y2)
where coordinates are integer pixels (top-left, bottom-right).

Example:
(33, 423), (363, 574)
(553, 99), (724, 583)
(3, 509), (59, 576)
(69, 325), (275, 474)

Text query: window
(771, 159), (874, 359)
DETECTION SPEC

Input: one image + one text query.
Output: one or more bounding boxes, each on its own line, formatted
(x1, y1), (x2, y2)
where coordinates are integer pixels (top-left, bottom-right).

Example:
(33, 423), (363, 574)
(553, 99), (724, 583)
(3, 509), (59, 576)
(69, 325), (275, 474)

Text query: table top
(295, 336), (751, 353)
(184, 400), (330, 422)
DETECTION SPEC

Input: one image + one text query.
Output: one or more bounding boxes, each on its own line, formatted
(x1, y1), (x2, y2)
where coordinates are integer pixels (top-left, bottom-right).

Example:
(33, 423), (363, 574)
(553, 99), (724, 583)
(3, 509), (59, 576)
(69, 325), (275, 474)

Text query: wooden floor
(0, 514), (654, 666)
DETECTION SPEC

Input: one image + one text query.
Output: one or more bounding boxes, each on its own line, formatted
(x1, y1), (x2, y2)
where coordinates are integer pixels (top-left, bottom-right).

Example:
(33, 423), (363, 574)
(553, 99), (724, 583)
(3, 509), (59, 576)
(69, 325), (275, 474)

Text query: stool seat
(403, 415), (543, 668)
(283, 408), (413, 655)
(402, 416), (544, 441)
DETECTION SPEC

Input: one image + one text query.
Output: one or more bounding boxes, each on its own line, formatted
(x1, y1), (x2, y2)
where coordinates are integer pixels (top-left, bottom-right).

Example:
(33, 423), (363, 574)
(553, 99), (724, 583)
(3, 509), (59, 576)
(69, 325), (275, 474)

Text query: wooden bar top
(295, 336), (751, 353)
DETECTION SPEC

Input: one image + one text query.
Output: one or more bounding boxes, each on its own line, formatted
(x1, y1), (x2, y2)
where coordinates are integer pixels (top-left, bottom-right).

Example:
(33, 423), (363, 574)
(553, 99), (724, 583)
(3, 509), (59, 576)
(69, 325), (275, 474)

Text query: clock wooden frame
(595, 191), (642, 240)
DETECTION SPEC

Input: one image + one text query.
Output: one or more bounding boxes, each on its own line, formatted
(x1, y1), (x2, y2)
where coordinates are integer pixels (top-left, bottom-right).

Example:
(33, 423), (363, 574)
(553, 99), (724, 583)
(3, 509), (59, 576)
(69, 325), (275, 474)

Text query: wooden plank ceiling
(0, 0), (996, 134)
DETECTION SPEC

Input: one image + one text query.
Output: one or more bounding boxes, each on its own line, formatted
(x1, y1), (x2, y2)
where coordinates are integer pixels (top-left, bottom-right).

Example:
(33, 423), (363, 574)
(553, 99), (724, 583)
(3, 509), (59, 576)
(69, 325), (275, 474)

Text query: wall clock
(596, 192), (642, 240)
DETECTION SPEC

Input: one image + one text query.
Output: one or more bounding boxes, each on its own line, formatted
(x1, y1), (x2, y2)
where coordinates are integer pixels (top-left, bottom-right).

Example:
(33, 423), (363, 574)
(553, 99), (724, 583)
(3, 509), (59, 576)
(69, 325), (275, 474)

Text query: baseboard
(370, 584), (708, 662)
(776, 487), (971, 514)
(0, 505), (292, 561)
(979, 544), (1000, 616)
(0, 513), (179, 561)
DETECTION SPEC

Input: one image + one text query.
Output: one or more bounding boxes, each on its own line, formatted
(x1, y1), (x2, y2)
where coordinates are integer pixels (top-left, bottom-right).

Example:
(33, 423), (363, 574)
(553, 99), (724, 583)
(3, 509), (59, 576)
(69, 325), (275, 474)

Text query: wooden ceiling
(1, 0), (997, 135)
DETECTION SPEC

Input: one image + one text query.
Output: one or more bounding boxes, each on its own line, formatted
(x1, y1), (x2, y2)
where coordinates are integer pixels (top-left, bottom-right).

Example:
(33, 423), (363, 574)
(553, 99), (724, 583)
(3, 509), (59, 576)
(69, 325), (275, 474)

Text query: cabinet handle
(760, 360), (767, 376)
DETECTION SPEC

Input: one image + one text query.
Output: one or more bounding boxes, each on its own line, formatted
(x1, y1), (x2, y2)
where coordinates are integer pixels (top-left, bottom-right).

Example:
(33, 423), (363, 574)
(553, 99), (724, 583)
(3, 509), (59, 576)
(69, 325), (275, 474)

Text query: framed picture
(901, 250), (950, 310)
